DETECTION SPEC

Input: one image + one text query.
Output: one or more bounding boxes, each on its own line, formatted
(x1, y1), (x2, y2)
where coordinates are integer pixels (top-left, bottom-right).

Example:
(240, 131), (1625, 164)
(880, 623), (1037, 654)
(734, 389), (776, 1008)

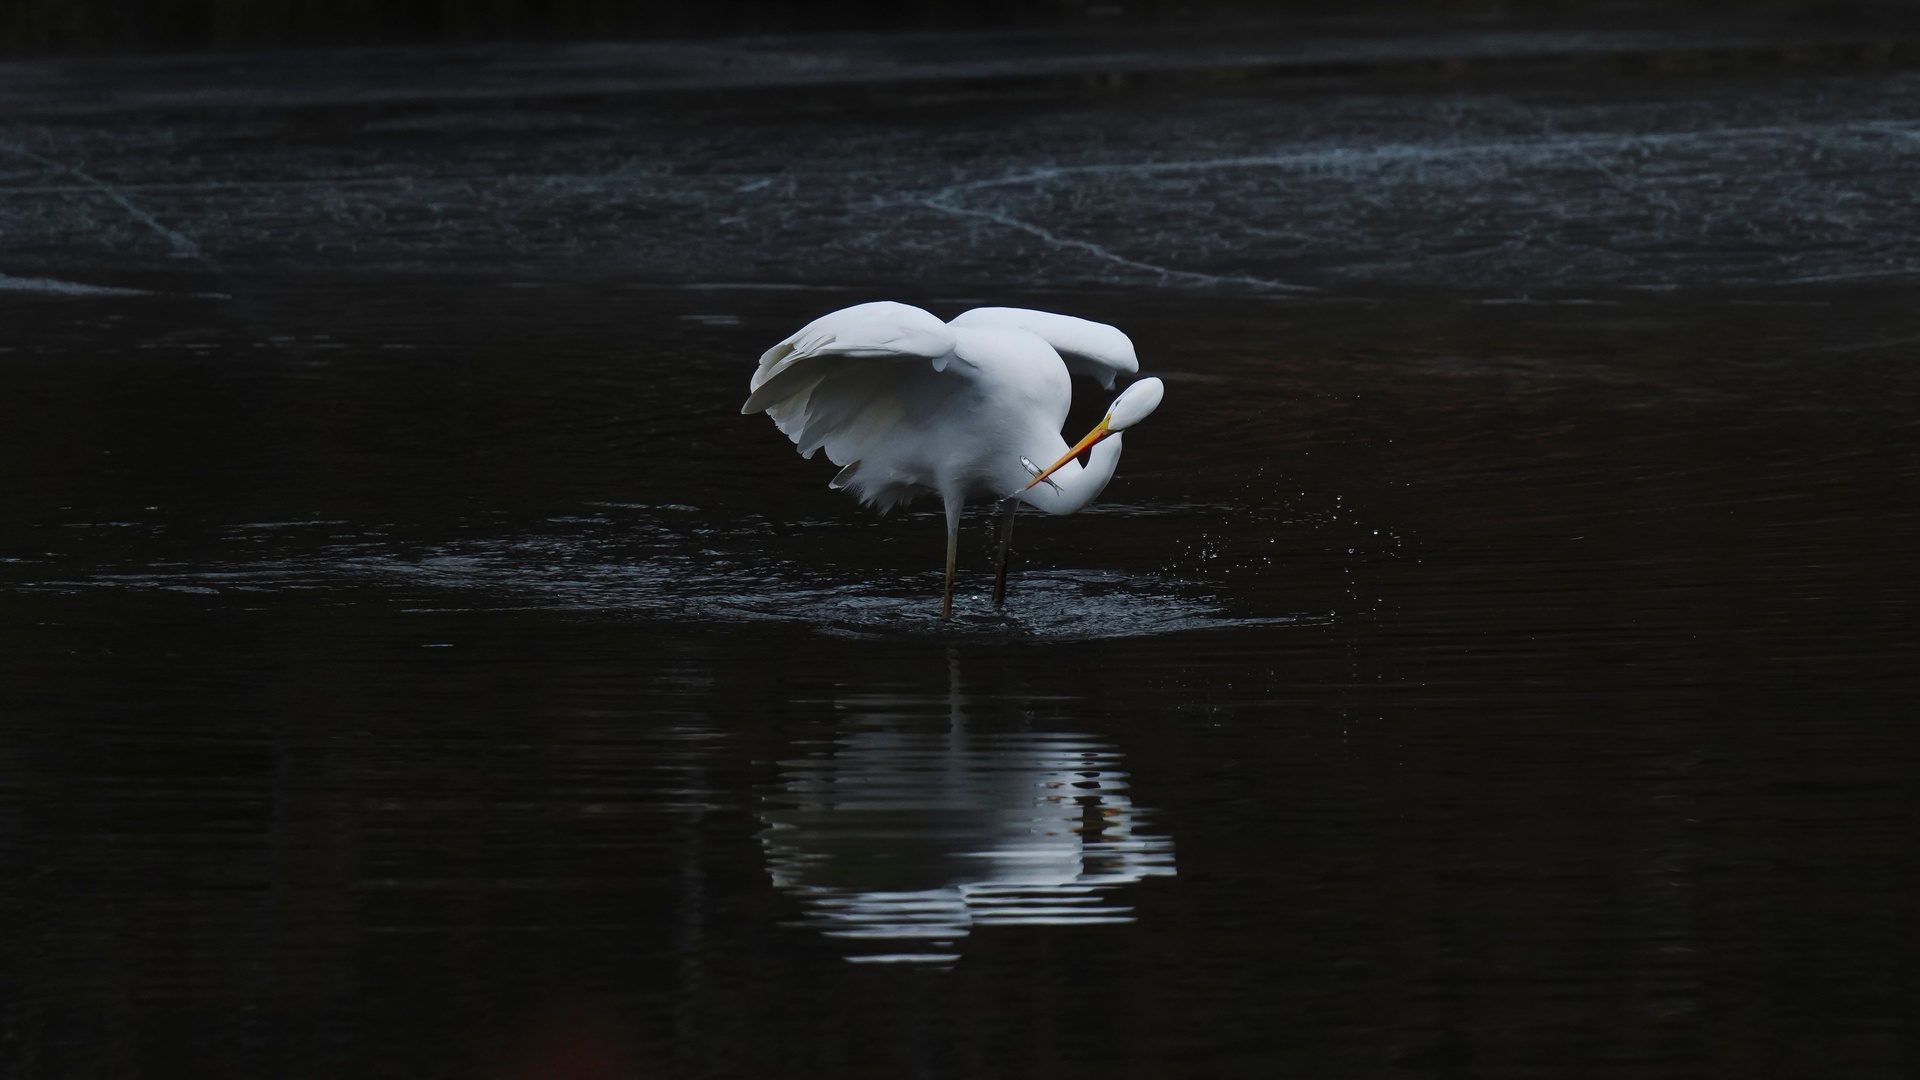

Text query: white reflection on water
(759, 661), (1174, 963)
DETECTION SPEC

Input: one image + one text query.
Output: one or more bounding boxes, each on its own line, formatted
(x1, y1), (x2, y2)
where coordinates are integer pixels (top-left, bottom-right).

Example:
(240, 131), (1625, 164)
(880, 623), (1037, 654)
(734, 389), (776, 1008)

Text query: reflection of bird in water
(758, 652), (1175, 964)
(743, 302), (1166, 617)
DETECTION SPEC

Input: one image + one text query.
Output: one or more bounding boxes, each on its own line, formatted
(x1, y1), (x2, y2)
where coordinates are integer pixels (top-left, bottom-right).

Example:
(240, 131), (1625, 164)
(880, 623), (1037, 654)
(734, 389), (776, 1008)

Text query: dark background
(6, 0), (1920, 1074)
(4, 0), (1908, 53)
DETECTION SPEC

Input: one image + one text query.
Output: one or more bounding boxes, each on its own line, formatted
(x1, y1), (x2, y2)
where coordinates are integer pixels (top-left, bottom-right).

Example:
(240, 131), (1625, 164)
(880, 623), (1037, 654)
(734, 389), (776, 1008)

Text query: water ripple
(10, 515), (1307, 640)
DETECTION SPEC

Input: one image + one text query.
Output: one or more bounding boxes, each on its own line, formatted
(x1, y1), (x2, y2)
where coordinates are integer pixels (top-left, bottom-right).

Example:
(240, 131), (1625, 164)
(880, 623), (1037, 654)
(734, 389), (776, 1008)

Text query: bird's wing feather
(747, 301), (958, 400)
(744, 302), (978, 511)
(947, 307), (1138, 389)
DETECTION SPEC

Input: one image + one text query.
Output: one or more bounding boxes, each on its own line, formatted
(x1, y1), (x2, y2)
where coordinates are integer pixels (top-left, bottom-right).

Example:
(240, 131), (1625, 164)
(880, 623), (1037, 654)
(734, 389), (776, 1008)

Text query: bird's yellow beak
(1025, 416), (1112, 490)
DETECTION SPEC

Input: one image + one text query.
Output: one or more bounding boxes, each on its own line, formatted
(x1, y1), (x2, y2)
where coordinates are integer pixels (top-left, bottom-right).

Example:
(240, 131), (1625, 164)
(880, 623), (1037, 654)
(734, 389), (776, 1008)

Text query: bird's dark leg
(941, 497), (961, 619)
(992, 498), (1019, 608)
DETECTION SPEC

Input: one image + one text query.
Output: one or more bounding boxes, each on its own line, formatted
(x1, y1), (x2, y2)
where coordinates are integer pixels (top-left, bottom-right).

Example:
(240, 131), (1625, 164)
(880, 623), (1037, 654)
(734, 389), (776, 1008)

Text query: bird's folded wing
(947, 307), (1138, 389)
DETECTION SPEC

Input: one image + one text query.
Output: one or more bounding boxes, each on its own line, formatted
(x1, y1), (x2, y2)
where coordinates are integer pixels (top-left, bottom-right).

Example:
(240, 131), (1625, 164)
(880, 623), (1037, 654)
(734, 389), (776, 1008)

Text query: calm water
(3, 277), (1916, 1077)
(6, 22), (1920, 1074)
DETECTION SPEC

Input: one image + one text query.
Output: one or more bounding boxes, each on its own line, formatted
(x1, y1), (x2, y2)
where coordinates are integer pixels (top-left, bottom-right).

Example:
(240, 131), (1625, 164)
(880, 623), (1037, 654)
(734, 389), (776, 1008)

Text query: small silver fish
(1019, 455), (1062, 493)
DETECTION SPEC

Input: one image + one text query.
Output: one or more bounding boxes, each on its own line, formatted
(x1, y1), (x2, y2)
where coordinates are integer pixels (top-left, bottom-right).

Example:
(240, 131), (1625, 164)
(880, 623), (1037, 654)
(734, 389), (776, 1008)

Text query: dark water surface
(3, 277), (1917, 1077)
(6, 21), (1920, 1075)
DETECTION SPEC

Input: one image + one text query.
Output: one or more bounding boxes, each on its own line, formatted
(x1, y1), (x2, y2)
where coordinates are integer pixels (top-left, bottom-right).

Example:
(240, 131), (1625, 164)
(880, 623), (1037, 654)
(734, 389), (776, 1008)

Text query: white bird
(742, 301), (1166, 618)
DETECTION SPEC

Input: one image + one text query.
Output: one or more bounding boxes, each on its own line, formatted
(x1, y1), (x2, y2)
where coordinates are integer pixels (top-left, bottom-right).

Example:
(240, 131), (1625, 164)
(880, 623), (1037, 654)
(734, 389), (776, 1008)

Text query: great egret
(742, 301), (1165, 617)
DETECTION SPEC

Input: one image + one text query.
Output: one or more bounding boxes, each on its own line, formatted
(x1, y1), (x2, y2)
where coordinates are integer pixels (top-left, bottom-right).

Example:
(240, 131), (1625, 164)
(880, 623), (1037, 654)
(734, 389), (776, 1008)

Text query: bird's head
(1024, 377), (1165, 490)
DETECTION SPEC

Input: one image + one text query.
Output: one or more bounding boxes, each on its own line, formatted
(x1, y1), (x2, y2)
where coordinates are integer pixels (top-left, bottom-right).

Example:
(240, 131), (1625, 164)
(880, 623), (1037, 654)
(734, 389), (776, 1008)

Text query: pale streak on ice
(906, 118), (1920, 291)
(0, 272), (149, 296)
(917, 191), (1314, 293)
(0, 136), (204, 260)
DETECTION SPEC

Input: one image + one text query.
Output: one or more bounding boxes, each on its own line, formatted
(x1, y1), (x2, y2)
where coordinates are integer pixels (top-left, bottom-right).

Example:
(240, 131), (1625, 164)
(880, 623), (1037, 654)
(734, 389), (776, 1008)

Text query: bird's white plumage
(743, 300), (1164, 615)
(947, 306), (1138, 388)
(745, 301), (1139, 515)
(747, 300), (958, 402)
(1108, 376), (1165, 430)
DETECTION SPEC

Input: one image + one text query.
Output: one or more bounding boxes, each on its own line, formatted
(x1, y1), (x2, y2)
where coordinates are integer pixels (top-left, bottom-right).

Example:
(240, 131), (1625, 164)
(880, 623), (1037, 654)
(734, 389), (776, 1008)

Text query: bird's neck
(1017, 433), (1123, 515)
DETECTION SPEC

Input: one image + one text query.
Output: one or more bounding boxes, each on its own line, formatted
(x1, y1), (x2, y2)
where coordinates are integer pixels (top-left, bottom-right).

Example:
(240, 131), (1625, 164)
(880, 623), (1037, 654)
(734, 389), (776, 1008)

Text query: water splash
(15, 512), (1303, 640)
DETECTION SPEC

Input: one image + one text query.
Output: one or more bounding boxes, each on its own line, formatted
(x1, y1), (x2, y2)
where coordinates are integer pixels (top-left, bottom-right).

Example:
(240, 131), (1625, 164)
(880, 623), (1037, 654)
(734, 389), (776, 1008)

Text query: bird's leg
(992, 498), (1019, 608)
(941, 497), (961, 620)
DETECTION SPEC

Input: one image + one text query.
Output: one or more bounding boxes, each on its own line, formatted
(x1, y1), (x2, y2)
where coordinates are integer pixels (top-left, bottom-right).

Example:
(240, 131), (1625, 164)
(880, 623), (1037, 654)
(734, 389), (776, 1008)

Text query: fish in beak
(1025, 415), (1112, 490)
